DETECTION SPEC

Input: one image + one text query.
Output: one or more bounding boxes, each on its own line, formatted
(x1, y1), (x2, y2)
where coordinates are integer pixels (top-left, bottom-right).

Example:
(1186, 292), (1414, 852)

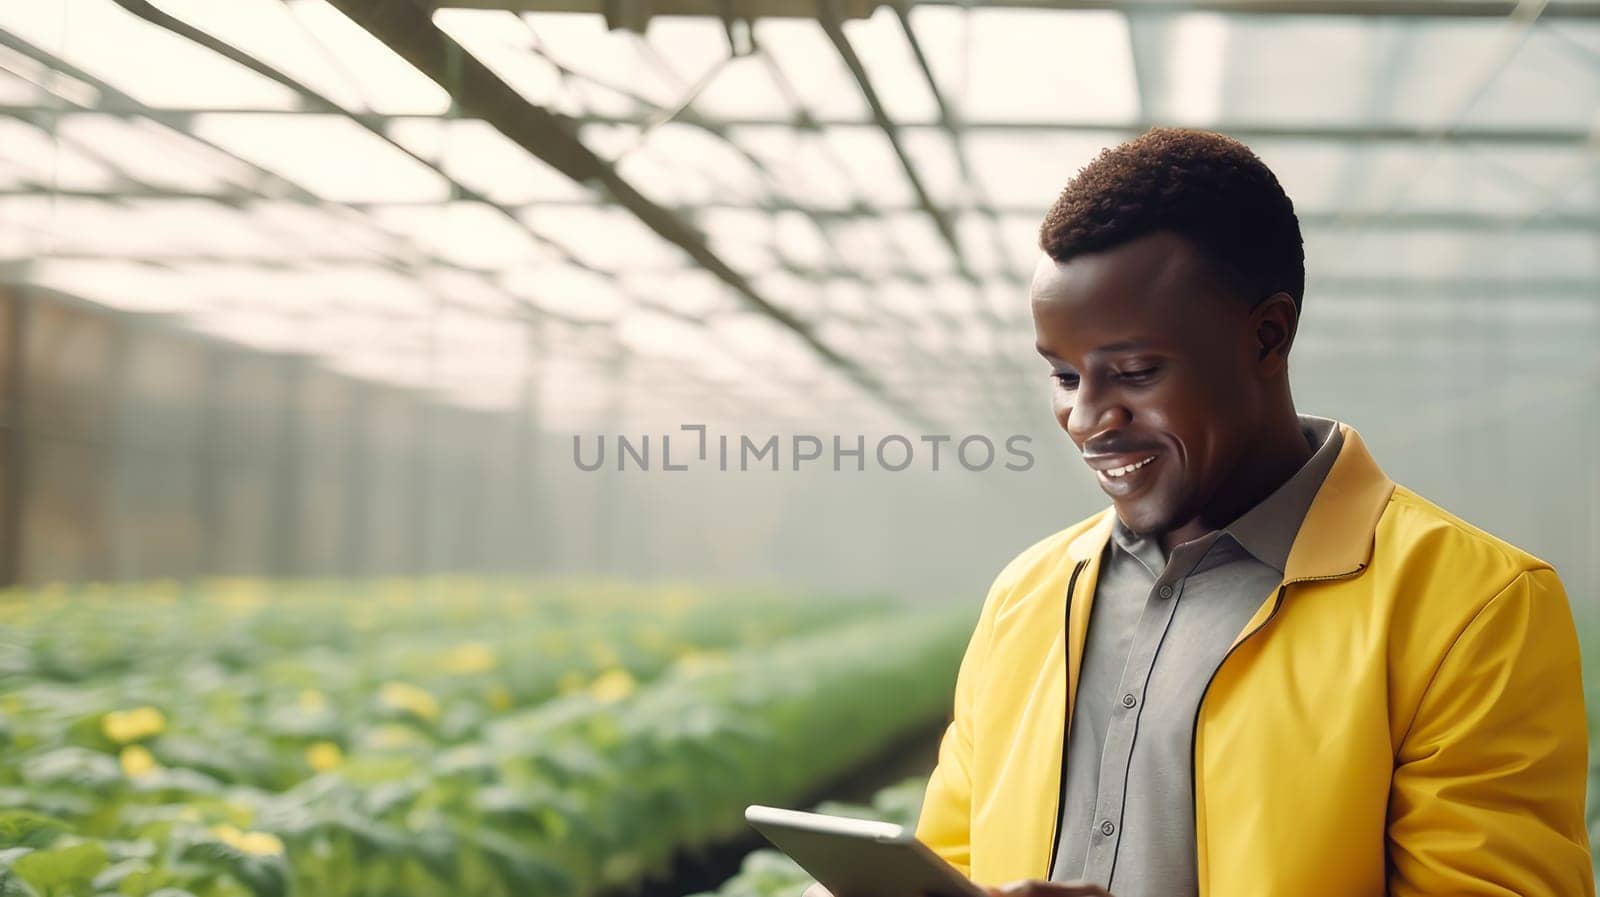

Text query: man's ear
(1252, 292), (1298, 375)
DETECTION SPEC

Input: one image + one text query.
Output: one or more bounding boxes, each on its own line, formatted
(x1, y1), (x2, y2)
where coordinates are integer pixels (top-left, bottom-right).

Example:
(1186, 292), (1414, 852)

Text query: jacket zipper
(1186, 565), (1366, 890)
(1043, 559), (1088, 882)
(1187, 584), (1287, 816)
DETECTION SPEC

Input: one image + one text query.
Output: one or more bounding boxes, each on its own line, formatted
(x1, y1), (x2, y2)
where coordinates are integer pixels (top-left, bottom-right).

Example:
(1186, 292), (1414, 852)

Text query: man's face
(1030, 231), (1263, 538)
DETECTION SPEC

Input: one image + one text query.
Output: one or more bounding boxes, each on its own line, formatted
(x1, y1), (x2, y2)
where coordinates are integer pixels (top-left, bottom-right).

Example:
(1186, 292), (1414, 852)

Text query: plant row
(0, 581), (970, 897)
(1, 578), (883, 792)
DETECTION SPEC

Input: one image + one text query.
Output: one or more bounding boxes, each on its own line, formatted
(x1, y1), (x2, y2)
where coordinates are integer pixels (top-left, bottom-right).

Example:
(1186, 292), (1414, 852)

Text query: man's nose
(1066, 384), (1131, 446)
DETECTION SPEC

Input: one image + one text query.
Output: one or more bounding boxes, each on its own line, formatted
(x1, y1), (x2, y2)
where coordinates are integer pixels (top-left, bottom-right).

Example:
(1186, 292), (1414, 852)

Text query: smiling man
(907, 129), (1594, 897)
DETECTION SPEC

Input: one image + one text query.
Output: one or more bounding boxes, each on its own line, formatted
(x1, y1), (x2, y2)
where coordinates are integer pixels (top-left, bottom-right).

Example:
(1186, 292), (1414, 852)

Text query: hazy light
(193, 113), (450, 203)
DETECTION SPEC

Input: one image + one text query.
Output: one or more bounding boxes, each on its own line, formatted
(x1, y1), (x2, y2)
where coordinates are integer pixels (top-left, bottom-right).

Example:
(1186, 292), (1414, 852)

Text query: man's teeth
(1103, 455), (1156, 478)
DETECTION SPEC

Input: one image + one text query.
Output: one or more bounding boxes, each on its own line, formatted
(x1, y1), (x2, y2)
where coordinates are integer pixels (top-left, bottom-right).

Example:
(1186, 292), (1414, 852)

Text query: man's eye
(1053, 372), (1079, 389)
(1119, 367), (1158, 383)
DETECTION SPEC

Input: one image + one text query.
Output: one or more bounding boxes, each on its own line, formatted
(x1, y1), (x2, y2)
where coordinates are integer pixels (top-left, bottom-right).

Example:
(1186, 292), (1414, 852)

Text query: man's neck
(1158, 412), (1314, 555)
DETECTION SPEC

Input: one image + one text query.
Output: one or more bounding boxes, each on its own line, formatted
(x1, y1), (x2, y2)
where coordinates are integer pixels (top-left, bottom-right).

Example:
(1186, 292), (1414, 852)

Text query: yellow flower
(119, 744), (159, 778)
(588, 669), (636, 704)
(212, 824), (284, 856)
(103, 706), (166, 744)
(588, 642), (620, 667)
(305, 741), (343, 772)
(557, 671), (587, 695)
(368, 723), (420, 750)
(216, 580), (266, 612)
(659, 586), (699, 617)
(298, 689), (328, 713)
(351, 606), (380, 631)
(674, 649), (730, 675)
(439, 642), (498, 675)
(535, 631), (571, 657)
(378, 682), (439, 722)
(222, 801), (254, 827)
(484, 685), (513, 712)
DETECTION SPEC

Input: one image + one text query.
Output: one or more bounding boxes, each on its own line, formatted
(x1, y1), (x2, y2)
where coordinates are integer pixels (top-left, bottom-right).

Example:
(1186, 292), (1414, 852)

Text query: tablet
(744, 804), (987, 897)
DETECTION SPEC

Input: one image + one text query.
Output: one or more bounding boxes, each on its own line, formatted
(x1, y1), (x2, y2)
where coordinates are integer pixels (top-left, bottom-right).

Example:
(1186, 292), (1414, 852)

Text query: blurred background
(1, 1), (1598, 896)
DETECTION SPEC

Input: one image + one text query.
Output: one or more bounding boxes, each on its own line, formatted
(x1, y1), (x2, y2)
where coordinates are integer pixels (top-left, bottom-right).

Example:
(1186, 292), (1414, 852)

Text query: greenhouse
(1, 1), (1598, 895)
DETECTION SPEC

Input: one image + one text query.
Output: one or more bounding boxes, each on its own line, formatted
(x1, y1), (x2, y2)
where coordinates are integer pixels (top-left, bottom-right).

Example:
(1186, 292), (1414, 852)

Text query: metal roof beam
(102, 0), (634, 319)
(895, 0), (1600, 16)
(512, 20), (1023, 429)
(15, 103), (1595, 147)
(815, 0), (970, 271)
(13, 185), (1598, 233)
(436, 0), (1600, 18)
(582, 114), (1600, 146)
(0, 31), (568, 331)
(886, 1), (1039, 394)
(327, 0), (933, 428)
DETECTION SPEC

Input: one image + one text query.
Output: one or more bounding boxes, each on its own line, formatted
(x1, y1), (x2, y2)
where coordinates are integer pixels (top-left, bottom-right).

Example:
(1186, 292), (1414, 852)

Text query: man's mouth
(1101, 455), (1156, 478)
(1083, 451), (1161, 496)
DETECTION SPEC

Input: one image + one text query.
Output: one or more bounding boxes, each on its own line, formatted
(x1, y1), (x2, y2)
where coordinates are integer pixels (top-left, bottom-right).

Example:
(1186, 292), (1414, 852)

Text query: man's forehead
(1031, 239), (1233, 326)
(1031, 237), (1198, 299)
(1031, 260), (1188, 323)
(1037, 338), (1153, 360)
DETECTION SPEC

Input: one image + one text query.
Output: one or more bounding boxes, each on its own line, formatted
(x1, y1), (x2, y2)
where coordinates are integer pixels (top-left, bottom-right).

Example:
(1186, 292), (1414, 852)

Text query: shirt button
(1158, 584), (1174, 599)
(1100, 820), (1116, 836)
(1121, 693), (1137, 708)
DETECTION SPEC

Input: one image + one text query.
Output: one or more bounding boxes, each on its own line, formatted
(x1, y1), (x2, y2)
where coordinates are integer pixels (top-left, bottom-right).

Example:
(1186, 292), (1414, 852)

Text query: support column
(0, 288), (26, 587)
(340, 380), (373, 577)
(265, 355), (306, 577)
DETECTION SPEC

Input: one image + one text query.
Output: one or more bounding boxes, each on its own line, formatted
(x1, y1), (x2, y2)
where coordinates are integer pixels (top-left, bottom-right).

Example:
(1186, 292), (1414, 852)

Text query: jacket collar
(1281, 423), (1395, 581)
(1064, 422), (1395, 581)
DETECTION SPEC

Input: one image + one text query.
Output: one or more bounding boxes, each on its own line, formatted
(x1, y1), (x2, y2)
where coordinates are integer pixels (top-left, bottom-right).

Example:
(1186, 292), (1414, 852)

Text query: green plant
(0, 578), (968, 897)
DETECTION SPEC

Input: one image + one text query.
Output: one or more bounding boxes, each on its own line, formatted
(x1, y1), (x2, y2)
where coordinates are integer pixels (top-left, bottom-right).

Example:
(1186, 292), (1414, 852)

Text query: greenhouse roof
(2, 0), (1597, 429)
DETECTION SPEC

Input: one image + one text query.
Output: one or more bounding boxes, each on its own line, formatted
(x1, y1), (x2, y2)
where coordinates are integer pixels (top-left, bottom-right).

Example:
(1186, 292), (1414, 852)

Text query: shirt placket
(1079, 568), (1187, 888)
(1080, 530), (1225, 891)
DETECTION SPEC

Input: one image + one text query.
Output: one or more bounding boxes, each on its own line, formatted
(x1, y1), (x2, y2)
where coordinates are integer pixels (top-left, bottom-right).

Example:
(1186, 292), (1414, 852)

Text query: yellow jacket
(916, 423), (1593, 896)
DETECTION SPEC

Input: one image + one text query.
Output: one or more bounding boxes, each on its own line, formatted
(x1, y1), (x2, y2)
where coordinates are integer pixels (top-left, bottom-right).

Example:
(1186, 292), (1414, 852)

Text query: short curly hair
(1038, 128), (1304, 312)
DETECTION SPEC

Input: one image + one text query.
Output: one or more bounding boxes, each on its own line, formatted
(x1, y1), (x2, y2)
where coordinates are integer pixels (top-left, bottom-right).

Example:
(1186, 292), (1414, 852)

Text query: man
(815, 128), (1592, 896)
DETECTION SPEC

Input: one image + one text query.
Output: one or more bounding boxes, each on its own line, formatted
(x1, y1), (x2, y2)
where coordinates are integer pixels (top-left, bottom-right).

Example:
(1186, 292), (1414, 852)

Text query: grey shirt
(1049, 416), (1344, 897)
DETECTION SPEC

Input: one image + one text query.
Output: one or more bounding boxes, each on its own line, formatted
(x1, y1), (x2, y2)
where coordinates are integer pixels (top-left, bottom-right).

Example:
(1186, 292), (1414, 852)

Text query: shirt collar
(1224, 415), (1343, 572)
(1106, 415), (1344, 574)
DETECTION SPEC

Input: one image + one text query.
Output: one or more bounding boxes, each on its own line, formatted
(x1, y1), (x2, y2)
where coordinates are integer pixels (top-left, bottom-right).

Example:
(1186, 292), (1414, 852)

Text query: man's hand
(801, 881), (1113, 897)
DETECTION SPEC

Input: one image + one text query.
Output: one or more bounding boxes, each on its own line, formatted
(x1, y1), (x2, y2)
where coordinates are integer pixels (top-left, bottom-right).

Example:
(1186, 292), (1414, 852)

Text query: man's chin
(1111, 500), (1172, 539)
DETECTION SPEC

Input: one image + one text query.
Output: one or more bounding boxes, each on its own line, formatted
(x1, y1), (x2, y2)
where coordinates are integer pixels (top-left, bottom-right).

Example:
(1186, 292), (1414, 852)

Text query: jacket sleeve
(1387, 567), (1594, 897)
(914, 578), (1001, 878)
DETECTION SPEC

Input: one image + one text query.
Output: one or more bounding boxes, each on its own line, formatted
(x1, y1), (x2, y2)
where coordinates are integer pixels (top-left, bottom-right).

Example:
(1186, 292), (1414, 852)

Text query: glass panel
(0, 0), (298, 109)
(387, 117), (594, 205)
(57, 116), (257, 191)
(906, 7), (1137, 123)
(370, 201), (555, 270)
(192, 113), (450, 202)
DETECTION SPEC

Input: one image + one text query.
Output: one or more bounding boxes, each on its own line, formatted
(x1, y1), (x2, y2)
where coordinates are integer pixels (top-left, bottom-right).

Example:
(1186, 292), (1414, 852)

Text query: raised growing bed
(0, 579), (970, 897)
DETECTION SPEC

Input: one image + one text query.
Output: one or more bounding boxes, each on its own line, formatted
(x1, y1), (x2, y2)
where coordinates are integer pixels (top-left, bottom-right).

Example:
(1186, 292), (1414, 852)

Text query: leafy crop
(0, 579), (970, 897)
